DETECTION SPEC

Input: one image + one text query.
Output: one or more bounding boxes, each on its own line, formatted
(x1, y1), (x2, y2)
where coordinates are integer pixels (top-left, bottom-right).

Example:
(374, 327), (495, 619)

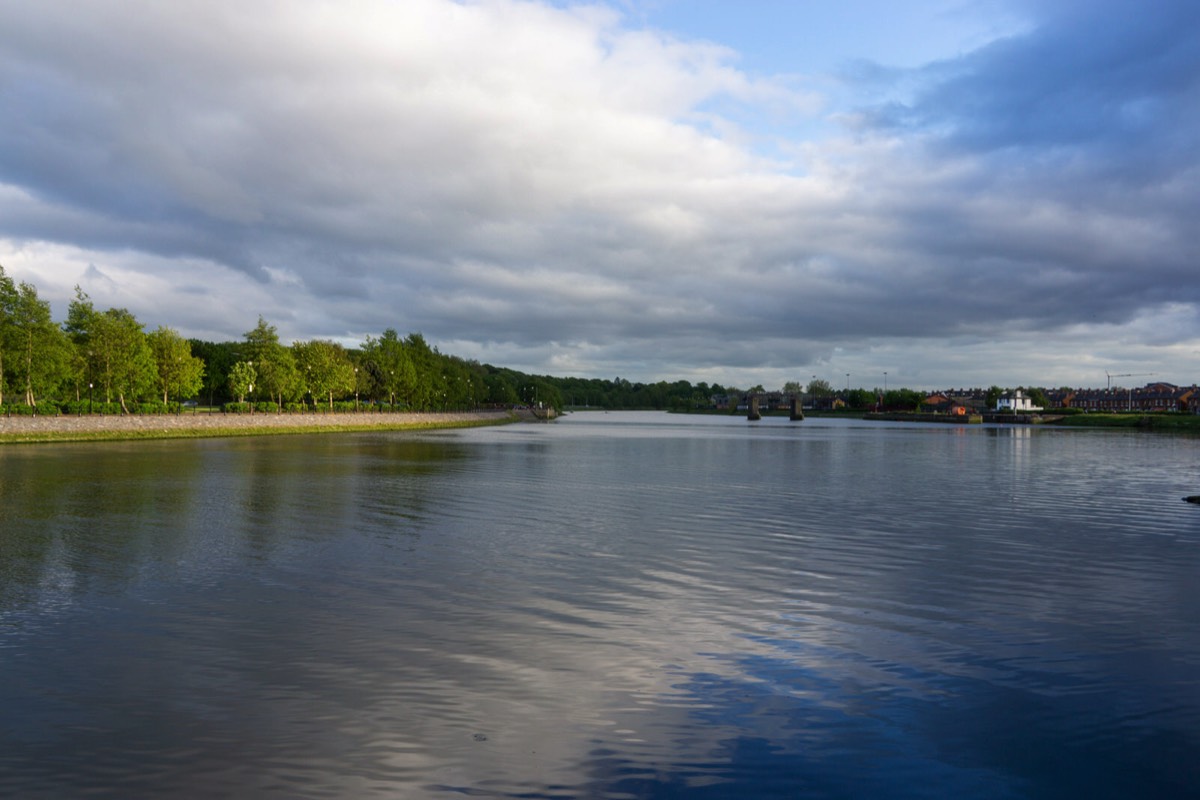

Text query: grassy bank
(1053, 413), (1200, 431)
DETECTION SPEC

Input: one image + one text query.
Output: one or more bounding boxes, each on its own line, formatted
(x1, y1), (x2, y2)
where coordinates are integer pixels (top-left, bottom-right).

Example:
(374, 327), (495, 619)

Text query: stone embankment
(0, 409), (514, 440)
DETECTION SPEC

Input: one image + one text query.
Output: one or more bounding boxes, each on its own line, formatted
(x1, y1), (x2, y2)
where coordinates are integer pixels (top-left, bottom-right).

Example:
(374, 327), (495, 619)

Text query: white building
(996, 389), (1042, 412)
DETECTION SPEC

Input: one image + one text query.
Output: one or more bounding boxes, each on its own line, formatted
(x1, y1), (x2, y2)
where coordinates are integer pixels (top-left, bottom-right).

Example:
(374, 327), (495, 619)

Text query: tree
(147, 326), (205, 405)
(63, 286), (100, 402)
(66, 290), (156, 411)
(242, 317), (298, 410)
(846, 388), (875, 410)
(95, 309), (156, 412)
(782, 381), (804, 396)
(227, 361), (256, 403)
(292, 339), (355, 410)
(0, 265), (18, 406)
(10, 280), (70, 407)
(402, 332), (439, 409)
(361, 328), (416, 407)
(806, 378), (834, 396)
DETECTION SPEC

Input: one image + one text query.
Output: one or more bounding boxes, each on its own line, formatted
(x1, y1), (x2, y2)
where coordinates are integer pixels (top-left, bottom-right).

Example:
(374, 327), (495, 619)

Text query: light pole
(354, 367), (359, 412)
(89, 382), (93, 415)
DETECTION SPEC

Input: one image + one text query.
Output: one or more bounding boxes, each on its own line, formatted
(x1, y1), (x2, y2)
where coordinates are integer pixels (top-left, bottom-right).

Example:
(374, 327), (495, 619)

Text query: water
(2, 412), (1199, 798)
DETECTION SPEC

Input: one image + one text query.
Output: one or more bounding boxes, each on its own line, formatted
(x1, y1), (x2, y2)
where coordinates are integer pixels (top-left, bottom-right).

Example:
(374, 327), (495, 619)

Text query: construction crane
(1106, 371), (1155, 390)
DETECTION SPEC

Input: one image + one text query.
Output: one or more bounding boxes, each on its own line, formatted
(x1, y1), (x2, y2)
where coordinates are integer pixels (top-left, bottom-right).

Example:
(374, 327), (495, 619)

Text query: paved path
(0, 410), (514, 438)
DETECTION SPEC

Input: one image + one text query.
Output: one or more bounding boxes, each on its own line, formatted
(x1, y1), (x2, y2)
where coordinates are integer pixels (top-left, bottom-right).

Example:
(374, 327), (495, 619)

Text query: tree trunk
(23, 332), (35, 408)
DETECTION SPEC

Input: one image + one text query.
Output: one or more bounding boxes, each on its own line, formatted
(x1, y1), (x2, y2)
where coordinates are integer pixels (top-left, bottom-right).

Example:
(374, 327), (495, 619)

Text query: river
(2, 412), (1198, 798)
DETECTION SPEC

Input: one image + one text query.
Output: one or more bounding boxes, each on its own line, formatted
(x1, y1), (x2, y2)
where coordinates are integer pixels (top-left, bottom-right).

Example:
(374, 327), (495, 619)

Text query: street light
(354, 367), (359, 412)
(89, 382), (93, 415)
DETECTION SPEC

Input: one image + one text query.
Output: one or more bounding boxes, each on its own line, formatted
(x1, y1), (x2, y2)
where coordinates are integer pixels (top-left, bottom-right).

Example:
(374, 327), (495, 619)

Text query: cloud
(0, 0), (1197, 389)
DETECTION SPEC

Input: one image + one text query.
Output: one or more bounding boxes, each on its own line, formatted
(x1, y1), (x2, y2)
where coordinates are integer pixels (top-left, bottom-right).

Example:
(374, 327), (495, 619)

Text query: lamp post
(354, 367), (359, 412)
(89, 382), (93, 415)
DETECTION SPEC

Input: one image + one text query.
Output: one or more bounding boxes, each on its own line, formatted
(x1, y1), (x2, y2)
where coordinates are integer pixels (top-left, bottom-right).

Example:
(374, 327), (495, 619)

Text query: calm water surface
(2, 412), (1199, 798)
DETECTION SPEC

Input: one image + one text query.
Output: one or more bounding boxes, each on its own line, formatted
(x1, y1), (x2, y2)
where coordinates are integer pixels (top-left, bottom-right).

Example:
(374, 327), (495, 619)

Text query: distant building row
(711, 382), (1200, 414)
(923, 383), (1199, 414)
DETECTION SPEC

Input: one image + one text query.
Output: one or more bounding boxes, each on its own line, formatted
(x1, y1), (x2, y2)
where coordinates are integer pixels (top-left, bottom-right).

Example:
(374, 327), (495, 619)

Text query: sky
(1, 0), (1198, 391)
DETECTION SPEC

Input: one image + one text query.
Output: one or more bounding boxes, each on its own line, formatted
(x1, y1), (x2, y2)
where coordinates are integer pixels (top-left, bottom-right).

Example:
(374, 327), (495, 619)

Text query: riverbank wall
(0, 409), (515, 442)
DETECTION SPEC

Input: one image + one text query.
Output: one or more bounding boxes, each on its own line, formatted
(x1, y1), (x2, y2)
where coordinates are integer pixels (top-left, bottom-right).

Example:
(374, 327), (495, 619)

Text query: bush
(224, 402), (250, 413)
(135, 402), (169, 415)
(255, 402), (276, 414)
(284, 402), (306, 413)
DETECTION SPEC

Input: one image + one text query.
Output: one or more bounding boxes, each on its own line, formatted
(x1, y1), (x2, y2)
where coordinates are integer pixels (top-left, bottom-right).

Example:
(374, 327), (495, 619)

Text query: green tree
(190, 339), (239, 406)
(402, 332), (438, 409)
(292, 339), (355, 410)
(227, 361), (257, 403)
(147, 326), (205, 405)
(242, 317), (298, 410)
(10, 280), (70, 408)
(95, 309), (156, 412)
(806, 378), (834, 397)
(66, 291), (156, 411)
(846, 388), (875, 410)
(361, 328), (416, 408)
(0, 266), (18, 406)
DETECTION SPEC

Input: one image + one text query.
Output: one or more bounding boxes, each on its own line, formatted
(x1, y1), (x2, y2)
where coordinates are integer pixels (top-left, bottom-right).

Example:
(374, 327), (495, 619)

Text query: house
(996, 390), (1042, 413)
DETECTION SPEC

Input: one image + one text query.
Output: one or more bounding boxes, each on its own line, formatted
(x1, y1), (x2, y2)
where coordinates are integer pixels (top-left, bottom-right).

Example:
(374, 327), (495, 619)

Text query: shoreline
(0, 409), (518, 444)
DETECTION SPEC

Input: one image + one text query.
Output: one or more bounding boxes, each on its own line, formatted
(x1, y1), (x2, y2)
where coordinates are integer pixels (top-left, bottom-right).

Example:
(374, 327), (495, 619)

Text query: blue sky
(1, 0), (1197, 391)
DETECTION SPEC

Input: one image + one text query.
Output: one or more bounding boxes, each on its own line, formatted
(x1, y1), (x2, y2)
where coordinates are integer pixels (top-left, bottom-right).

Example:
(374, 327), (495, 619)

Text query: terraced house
(1051, 383), (1197, 413)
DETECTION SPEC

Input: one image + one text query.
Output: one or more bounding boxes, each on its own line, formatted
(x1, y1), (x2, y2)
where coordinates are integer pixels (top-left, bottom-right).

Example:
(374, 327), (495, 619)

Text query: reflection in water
(2, 416), (1199, 798)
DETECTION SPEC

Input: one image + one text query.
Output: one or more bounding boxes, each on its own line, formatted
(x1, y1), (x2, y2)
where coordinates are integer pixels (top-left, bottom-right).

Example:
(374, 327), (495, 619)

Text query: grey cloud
(0, 0), (1197, 388)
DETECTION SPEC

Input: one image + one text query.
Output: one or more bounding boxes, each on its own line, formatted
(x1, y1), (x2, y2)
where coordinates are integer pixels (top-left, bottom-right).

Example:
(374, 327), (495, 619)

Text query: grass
(1053, 413), (1200, 431)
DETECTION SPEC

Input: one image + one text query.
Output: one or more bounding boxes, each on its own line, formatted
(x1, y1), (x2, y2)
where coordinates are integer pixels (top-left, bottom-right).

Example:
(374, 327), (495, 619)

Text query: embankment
(0, 409), (516, 444)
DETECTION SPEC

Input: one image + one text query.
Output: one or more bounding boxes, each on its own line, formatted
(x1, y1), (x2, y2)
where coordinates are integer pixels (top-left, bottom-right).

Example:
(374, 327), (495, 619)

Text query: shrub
(136, 402), (169, 415)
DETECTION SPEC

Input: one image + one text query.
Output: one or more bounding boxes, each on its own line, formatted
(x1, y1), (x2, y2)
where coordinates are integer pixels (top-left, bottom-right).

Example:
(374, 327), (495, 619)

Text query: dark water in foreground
(2, 412), (1199, 798)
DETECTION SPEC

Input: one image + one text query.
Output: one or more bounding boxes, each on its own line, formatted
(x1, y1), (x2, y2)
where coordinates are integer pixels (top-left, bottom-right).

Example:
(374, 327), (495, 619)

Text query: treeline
(0, 266), (939, 417)
(0, 267), (564, 415)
